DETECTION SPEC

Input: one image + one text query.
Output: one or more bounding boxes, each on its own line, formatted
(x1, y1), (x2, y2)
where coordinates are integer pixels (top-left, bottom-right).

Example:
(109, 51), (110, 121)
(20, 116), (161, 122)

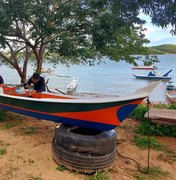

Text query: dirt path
(0, 113), (175, 180)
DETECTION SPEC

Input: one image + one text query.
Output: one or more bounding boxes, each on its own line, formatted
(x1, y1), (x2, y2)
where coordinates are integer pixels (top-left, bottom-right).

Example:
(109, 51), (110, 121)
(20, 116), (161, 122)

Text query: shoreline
(0, 112), (175, 179)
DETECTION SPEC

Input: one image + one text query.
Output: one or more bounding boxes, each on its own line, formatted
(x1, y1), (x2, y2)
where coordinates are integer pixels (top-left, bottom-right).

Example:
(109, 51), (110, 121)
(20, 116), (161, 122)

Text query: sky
(140, 14), (176, 47)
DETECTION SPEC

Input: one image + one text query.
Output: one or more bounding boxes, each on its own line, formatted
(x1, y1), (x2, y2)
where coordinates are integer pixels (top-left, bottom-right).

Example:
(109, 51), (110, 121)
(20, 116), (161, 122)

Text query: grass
(0, 110), (7, 122)
(86, 170), (109, 180)
(135, 120), (176, 137)
(3, 120), (22, 129)
(0, 148), (7, 155)
(134, 166), (169, 180)
(132, 135), (165, 150)
(130, 104), (148, 121)
(0, 112), (23, 129)
(56, 165), (67, 172)
(20, 126), (38, 135)
(131, 104), (176, 137)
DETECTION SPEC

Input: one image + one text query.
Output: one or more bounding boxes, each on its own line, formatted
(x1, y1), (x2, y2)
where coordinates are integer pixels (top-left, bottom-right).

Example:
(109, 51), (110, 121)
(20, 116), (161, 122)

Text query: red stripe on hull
(52, 99), (143, 125)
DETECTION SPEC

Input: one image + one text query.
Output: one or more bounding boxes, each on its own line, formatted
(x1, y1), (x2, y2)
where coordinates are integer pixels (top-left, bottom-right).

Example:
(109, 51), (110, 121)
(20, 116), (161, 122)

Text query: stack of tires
(52, 124), (117, 174)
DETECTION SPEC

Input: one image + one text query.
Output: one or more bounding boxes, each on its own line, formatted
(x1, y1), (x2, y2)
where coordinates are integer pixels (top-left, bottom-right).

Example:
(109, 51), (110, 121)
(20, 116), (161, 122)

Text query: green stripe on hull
(0, 96), (141, 113)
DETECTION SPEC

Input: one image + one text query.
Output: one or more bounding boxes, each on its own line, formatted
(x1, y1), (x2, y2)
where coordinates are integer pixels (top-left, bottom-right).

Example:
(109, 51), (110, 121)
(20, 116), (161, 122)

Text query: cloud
(143, 25), (156, 35)
(139, 13), (176, 46)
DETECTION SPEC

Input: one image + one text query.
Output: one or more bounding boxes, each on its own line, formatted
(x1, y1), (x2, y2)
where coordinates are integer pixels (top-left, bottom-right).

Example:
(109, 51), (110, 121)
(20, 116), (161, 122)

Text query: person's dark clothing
(0, 76), (4, 84)
(27, 76), (46, 92)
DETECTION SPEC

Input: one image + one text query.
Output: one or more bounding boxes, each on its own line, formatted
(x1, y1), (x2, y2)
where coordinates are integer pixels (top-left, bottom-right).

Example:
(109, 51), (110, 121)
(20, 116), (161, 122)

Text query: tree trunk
(32, 48), (43, 74)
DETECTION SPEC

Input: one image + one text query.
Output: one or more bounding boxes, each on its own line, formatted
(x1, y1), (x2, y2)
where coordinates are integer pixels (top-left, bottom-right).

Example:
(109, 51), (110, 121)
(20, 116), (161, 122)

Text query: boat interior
(0, 85), (75, 99)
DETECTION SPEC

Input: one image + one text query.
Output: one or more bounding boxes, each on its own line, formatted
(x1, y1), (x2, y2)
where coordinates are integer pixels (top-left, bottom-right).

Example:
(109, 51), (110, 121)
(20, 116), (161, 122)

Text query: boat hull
(0, 82), (159, 131)
(166, 90), (176, 102)
(132, 66), (156, 70)
(134, 75), (170, 80)
(0, 94), (144, 130)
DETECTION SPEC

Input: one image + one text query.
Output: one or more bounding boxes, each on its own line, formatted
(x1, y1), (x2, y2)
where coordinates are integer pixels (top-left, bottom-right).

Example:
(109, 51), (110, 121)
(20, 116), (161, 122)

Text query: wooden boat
(33, 68), (53, 73)
(166, 79), (176, 102)
(133, 69), (172, 80)
(0, 82), (159, 131)
(166, 90), (176, 102)
(40, 68), (53, 73)
(132, 65), (157, 70)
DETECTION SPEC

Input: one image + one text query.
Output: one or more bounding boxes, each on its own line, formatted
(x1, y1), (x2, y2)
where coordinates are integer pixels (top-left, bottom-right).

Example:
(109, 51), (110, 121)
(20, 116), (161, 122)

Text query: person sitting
(0, 75), (4, 84)
(25, 73), (46, 93)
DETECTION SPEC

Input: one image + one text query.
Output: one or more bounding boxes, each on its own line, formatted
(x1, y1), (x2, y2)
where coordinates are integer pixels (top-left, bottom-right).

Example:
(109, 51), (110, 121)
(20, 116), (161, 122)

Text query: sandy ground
(0, 112), (175, 180)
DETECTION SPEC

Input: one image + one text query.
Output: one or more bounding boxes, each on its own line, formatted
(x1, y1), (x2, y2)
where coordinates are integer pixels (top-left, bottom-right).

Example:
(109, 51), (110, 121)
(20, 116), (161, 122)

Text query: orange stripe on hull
(52, 99), (143, 126)
(54, 106), (121, 125)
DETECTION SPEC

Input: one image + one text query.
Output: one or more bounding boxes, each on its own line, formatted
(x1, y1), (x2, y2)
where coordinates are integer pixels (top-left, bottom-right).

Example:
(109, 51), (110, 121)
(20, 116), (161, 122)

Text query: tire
(52, 139), (116, 174)
(54, 124), (117, 155)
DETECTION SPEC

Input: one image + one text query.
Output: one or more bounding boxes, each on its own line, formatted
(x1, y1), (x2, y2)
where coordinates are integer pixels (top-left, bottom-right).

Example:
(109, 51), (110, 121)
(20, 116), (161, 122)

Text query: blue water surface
(1, 54), (176, 103)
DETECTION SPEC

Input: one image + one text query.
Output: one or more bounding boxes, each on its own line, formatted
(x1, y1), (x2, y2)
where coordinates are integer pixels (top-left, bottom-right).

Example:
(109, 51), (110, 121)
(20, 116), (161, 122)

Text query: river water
(1, 54), (176, 103)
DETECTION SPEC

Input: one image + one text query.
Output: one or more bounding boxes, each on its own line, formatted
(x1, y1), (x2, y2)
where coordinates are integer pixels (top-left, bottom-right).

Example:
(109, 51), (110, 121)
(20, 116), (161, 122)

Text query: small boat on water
(166, 79), (176, 102)
(41, 68), (53, 73)
(133, 69), (172, 80)
(33, 68), (53, 73)
(132, 65), (157, 70)
(0, 82), (159, 131)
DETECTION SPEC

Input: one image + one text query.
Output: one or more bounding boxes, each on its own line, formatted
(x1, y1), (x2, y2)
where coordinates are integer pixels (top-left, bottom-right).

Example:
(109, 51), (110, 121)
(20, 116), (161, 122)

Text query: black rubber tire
(54, 124), (117, 155)
(52, 139), (116, 174)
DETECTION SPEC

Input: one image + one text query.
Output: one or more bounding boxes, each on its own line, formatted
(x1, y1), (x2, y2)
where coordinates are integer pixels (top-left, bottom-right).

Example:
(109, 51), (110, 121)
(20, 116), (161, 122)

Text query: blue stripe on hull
(0, 104), (116, 131)
(117, 104), (138, 122)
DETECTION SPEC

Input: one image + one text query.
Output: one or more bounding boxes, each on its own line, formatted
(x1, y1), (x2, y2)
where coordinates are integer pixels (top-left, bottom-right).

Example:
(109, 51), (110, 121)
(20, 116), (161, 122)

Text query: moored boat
(0, 82), (159, 131)
(41, 68), (53, 73)
(133, 69), (172, 80)
(166, 79), (176, 102)
(132, 65), (157, 70)
(166, 90), (176, 102)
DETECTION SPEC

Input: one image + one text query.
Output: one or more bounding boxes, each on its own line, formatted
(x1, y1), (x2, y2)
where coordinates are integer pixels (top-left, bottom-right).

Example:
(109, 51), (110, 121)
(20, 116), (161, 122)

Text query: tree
(0, 0), (150, 82)
(0, 0), (175, 83)
(140, 0), (176, 35)
(0, 36), (32, 82)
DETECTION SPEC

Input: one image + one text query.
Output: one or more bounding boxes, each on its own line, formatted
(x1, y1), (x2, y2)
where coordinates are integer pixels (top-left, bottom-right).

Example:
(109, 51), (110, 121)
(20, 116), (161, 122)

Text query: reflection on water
(0, 54), (176, 104)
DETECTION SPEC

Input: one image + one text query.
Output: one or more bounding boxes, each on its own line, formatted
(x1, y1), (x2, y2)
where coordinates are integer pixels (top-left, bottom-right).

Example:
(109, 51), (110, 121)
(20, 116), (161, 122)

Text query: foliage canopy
(0, 0), (175, 82)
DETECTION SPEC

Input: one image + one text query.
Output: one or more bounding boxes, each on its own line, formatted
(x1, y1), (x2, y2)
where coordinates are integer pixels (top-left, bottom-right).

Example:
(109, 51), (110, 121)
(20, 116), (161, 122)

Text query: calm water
(1, 54), (176, 103)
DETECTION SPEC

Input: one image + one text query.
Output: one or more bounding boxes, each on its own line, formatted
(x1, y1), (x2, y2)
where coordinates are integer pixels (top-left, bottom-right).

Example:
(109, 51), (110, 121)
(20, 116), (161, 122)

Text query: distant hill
(146, 44), (176, 54)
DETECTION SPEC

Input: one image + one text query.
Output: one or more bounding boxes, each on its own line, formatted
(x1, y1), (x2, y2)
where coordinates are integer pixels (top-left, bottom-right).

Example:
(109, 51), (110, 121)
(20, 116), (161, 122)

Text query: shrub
(135, 120), (176, 137)
(133, 135), (165, 150)
(130, 104), (148, 121)
(168, 103), (176, 110)
(0, 110), (7, 122)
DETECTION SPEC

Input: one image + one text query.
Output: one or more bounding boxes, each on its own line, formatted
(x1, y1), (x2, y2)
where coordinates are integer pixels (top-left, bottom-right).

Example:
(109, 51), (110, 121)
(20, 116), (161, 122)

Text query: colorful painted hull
(133, 75), (170, 80)
(134, 69), (172, 81)
(166, 90), (176, 102)
(0, 82), (159, 130)
(132, 66), (157, 70)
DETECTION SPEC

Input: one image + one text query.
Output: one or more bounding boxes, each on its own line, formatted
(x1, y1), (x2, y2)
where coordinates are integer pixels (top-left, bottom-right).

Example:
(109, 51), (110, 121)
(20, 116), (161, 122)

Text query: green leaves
(0, 0), (175, 77)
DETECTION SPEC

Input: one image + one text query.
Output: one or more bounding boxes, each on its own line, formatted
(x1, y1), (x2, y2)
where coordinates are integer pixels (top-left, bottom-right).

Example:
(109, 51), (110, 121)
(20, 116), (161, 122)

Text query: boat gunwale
(0, 81), (159, 104)
(0, 92), (146, 103)
(166, 90), (176, 101)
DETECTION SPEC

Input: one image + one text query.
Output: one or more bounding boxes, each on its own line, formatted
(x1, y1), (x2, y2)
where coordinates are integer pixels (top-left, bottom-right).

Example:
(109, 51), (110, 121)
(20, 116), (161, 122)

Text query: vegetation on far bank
(146, 44), (176, 54)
